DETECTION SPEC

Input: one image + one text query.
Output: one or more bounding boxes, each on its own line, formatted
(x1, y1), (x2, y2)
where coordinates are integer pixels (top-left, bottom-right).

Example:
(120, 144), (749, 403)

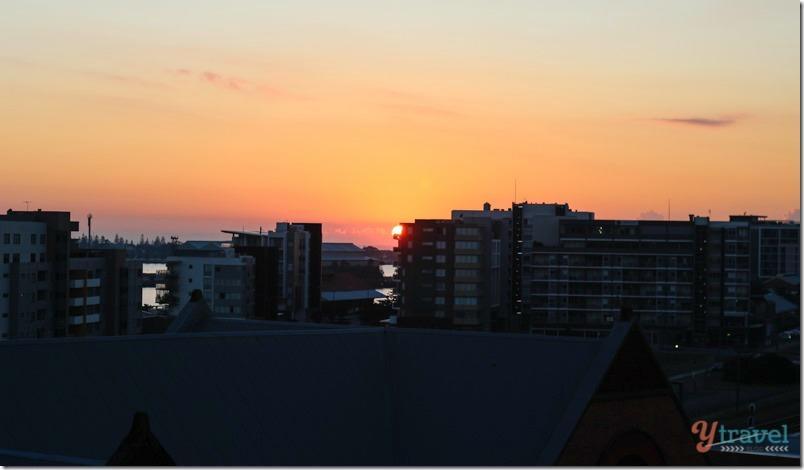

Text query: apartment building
(397, 202), (799, 346)
(735, 216), (800, 279)
(165, 243), (255, 318)
(0, 210), (77, 339)
(394, 211), (510, 330)
(224, 222), (322, 321)
(69, 247), (143, 336)
(522, 211), (794, 346)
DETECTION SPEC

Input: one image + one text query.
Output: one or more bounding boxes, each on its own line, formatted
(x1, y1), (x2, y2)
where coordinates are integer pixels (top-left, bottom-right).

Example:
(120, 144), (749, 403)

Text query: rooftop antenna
(87, 213), (93, 248)
(667, 199), (670, 221)
(514, 178), (517, 203)
(23, 200), (30, 211)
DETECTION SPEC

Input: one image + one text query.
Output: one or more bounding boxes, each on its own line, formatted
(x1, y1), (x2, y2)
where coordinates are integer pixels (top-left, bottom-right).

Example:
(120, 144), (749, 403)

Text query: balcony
(69, 296), (101, 307)
(69, 278), (101, 288)
(69, 313), (101, 325)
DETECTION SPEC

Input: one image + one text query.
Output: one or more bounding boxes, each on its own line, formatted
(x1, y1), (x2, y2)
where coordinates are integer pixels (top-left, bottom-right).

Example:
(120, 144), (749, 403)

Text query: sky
(0, 0), (799, 248)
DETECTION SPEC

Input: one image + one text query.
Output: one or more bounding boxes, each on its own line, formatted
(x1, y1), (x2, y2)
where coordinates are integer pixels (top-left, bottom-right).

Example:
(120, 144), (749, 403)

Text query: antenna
(667, 199), (670, 221)
(87, 213), (93, 248)
(23, 200), (30, 211)
(514, 178), (517, 203)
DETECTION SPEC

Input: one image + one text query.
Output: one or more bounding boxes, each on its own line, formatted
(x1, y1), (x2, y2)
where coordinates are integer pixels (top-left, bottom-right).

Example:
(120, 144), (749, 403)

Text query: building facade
(165, 245), (255, 319)
(69, 247), (143, 337)
(0, 210), (77, 339)
(396, 202), (799, 347)
(521, 210), (797, 346)
(224, 222), (322, 321)
(394, 209), (511, 330)
(0, 209), (142, 340)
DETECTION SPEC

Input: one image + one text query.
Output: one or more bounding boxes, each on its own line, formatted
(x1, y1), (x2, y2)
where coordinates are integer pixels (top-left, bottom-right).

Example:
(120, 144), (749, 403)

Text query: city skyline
(1, 0), (799, 249)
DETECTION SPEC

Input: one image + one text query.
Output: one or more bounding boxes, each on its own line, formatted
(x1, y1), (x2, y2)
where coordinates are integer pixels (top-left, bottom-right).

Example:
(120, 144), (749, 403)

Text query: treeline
(76, 234), (176, 259)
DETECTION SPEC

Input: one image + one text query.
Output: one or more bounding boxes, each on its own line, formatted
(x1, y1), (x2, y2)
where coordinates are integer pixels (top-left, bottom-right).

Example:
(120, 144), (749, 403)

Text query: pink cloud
(169, 67), (304, 99)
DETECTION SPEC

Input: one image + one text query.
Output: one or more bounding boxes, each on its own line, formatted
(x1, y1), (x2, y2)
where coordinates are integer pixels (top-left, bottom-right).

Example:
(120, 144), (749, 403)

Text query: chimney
(483, 202), (491, 211)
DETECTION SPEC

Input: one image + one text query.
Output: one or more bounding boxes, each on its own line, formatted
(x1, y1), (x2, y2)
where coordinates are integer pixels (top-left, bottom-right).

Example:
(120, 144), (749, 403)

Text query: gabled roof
(0, 320), (643, 465)
(764, 292), (798, 314)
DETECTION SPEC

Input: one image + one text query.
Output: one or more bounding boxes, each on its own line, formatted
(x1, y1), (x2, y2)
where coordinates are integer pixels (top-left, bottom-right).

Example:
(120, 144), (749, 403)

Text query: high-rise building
(398, 202), (799, 347)
(224, 222), (322, 321)
(69, 247), (143, 336)
(394, 205), (511, 330)
(0, 210), (77, 339)
(730, 215), (801, 279)
(520, 209), (798, 346)
(0, 209), (142, 339)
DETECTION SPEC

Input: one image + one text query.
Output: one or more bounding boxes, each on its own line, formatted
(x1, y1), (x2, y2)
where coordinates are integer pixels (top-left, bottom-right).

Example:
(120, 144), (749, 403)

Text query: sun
(391, 225), (403, 237)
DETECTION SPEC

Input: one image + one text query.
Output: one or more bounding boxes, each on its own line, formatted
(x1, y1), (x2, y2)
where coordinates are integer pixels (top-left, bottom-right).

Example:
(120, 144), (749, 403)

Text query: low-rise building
(165, 244), (255, 318)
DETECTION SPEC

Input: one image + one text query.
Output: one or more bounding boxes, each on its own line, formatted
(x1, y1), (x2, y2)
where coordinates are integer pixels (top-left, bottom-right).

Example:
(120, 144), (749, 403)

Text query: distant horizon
(37, 200), (801, 251)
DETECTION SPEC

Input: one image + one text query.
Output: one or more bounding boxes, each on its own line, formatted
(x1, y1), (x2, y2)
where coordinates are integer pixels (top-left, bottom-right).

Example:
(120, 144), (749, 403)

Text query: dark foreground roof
(0, 322), (635, 465)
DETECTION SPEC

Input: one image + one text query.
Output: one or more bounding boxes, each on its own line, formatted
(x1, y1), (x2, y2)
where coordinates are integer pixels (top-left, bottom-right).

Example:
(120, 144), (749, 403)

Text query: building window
(188, 278), (193, 283)
(435, 297), (445, 305)
(455, 283), (477, 293)
(39, 234), (46, 244)
(30, 234), (36, 244)
(436, 255), (446, 263)
(456, 241), (480, 250)
(29, 253), (36, 263)
(436, 241), (447, 249)
(435, 269), (446, 277)
(12, 234), (20, 245)
(455, 227), (479, 236)
(455, 255), (479, 264)
(455, 297), (478, 306)
(2, 254), (8, 264)
(2, 233), (8, 244)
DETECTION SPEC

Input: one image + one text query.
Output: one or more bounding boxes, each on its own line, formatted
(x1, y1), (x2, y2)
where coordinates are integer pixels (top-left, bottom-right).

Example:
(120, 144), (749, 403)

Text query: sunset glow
(0, 0), (798, 248)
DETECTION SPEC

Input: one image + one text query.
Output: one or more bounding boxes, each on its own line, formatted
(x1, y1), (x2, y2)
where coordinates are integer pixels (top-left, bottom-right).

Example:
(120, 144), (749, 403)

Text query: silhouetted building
(165, 243), (255, 318)
(224, 222), (322, 321)
(69, 247), (143, 336)
(397, 202), (799, 346)
(732, 215), (800, 279)
(521, 210), (799, 346)
(394, 209), (511, 330)
(0, 210), (78, 338)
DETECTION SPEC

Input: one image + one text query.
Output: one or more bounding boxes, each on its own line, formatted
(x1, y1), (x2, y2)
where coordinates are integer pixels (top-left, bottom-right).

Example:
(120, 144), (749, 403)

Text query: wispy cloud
(168, 68), (304, 100)
(651, 115), (743, 128)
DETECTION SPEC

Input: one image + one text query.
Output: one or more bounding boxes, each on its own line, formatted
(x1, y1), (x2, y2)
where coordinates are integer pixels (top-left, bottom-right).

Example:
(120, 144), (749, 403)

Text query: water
(142, 263), (167, 308)
(380, 264), (396, 278)
(143, 262), (166, 275)
(142, 286), (159, 307)
(141, 262), (393, 307)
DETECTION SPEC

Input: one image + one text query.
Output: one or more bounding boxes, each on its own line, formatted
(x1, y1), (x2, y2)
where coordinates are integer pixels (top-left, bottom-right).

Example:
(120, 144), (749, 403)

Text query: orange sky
(0, 0), (799, 248)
